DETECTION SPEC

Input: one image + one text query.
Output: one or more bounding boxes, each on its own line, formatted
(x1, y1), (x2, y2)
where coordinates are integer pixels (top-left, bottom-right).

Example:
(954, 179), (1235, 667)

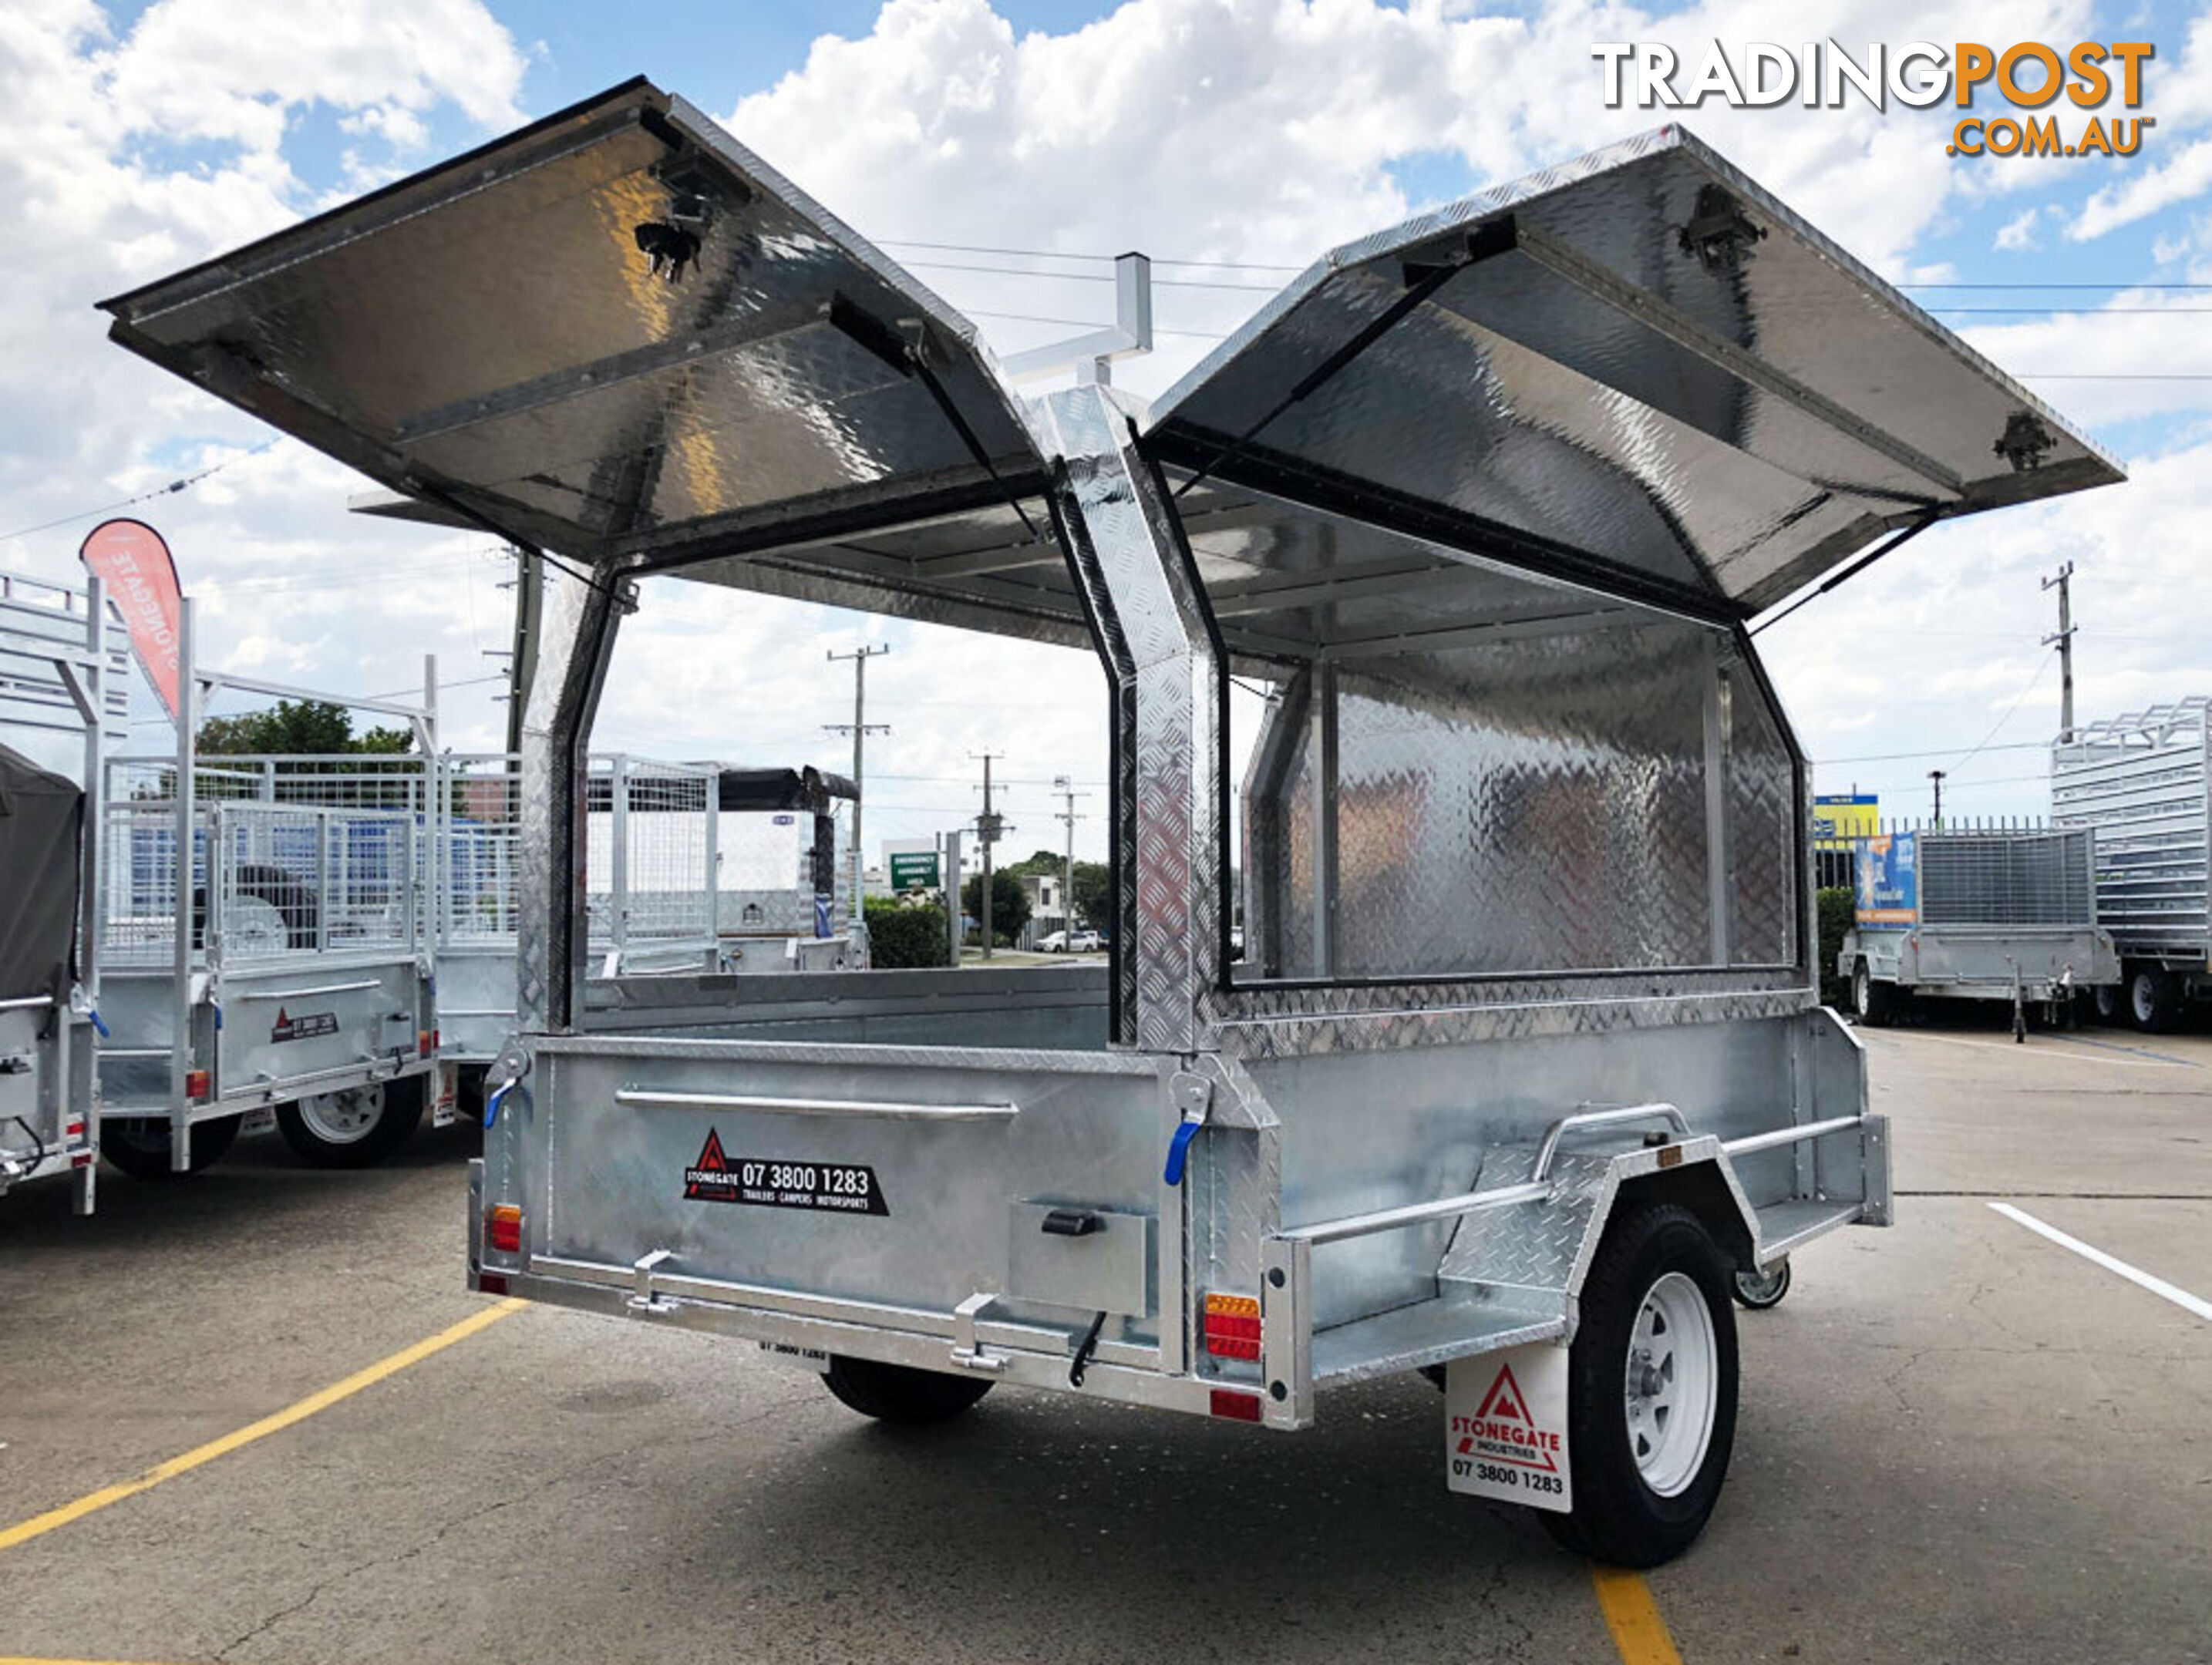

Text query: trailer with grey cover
(2052, 699), (2212, 1030)
(0, 571), (125, 1209)
(101, 85), (2121, 1564)
(1837, 828), (2119, 1037)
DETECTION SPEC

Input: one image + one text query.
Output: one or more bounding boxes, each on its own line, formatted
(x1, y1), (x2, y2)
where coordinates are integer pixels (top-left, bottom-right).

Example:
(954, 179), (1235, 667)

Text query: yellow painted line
(1590, 1566), (1684, 1665)
(0, 1297), (524, 1555)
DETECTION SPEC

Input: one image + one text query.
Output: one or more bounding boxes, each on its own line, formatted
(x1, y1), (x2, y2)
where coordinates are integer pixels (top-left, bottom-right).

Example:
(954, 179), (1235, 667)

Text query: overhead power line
(0, 440), (278, 544)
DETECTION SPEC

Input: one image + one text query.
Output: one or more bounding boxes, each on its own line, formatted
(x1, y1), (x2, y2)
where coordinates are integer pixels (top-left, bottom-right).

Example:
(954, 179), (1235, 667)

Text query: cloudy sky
(2, 0), (2207, 863)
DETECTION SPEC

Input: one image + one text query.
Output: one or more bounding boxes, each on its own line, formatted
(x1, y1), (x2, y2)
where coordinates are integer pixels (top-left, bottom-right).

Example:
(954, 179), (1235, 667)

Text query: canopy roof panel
(1145, 125), (2122, 620)
(103, 93), (2116, 634)
(100, 79), (1045, 561)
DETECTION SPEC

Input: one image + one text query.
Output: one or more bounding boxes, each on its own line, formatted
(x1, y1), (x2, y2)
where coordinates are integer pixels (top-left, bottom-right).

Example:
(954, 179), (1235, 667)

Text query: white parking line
(1989, 1202), (2212, 1323)
(1870, 1031), (2180, 1069)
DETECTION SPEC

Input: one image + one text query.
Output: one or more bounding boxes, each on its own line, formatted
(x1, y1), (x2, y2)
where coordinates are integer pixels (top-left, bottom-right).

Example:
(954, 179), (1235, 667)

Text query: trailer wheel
(2092, 984), (2123, 1025)
(101, 1114), (242, 1179)
(275, 1076), (426, 1169)
(2127, 967), (2183, 1034)
(1853, 960), (1895, 1028)
(822, 1356), (994, 1425)
(190, 866), (320, 954)
(1540, 1203), (1738, 1569)
(1732, 1259), (1790, 1310)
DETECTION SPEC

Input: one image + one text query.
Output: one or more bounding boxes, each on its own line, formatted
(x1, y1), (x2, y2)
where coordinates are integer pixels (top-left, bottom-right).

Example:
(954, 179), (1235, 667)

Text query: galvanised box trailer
(2052, 701), (2212, 1030)
(1837, 828), (2119, 1035)
(102, 86), (2120, 1564)
(125, 750), (722, 1135)
(0, 571), (125, 1209)
(91, 625), (443, 1176)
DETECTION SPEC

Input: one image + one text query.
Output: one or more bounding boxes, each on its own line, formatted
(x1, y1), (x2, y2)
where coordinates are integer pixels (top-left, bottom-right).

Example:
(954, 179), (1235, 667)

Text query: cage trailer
(1838, 829), (2119, 1037)
(2052, 701), (2212, 1031)
(92, 618), (442, 1176)
(103, 88), (2122, 1565)
(0, 571), (126, 1209)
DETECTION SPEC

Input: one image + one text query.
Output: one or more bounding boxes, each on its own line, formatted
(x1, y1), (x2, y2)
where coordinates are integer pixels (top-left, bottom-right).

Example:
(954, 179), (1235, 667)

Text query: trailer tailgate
(517, 1037), (1174, 1327)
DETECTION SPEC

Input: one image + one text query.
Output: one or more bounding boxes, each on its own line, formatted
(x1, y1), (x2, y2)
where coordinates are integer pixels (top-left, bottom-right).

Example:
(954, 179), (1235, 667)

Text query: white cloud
(2074, 136), (2212, 240)
(6, 0), (2205, 851)
(1995, 206), (2039, 251)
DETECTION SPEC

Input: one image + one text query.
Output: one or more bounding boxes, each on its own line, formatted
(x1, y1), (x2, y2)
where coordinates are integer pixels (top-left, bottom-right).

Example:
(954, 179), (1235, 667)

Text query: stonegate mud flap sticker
(684, 1127), (887, 1216)
(1445, 1343), (1573, 1512)
(270, 1007), (338, 1044)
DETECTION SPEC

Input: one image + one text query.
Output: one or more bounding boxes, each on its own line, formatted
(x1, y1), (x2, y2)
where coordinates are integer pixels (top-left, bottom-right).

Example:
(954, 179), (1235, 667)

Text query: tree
(961, 870), (1032, 946)
(196, 701), (413, 758)
(1069, 859), (1109, 930)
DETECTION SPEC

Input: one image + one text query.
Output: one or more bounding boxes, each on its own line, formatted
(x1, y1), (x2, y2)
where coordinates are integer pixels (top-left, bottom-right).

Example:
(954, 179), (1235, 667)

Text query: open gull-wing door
(1144, 126), (2122, 623)
(99, 79), (1046, 574)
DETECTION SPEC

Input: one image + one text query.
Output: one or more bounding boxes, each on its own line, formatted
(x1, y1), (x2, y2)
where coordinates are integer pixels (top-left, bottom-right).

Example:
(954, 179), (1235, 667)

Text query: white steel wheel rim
(1624, 1270), (1719, 1498)
(298, 1085), (383, 1145)
(230, 896), (290, 954)
(1853, 964), (1870, 1015)
(2132, 974), (2156, 1024)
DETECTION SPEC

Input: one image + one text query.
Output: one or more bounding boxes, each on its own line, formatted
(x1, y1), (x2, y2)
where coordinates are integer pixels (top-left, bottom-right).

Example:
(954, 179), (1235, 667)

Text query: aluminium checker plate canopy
(97, 87), (2119, 636)
(1143, 124), (2123, 624)
(98, 78), (1047, 575)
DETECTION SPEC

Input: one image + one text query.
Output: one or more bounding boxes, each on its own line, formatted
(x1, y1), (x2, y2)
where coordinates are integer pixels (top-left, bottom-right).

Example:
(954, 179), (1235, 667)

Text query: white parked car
(1035, 930), (1070, 952)
(1069, 929), (1103, 952)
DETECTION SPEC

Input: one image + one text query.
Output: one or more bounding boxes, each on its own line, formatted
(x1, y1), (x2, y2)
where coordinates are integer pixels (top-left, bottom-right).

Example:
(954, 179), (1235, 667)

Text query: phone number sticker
(684, 1128), (887, 1216)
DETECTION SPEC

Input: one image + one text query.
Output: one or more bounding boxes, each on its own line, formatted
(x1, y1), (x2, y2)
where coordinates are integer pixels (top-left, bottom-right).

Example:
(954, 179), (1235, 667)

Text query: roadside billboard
(1855, 832), (1918, 927)
(1813, 793), (1879, 843)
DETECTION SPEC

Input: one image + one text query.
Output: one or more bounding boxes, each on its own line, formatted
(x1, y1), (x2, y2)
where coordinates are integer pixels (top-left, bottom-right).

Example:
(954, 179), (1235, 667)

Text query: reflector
(488, 1204), (524, 1254)
(1209, 1388), (1263, 1422)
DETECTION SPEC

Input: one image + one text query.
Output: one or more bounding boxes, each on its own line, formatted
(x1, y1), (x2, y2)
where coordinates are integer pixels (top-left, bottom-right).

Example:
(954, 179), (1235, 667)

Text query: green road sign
(888, 850), (941, 890)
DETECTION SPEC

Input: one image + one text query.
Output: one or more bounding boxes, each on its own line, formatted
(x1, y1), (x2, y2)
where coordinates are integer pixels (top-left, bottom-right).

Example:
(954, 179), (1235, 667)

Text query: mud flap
(1445, 1342), (1573, 1512)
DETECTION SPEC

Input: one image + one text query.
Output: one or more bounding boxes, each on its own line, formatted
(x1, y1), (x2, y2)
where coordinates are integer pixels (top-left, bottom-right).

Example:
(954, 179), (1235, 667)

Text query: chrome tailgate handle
(615, 1088), (1016, 1122)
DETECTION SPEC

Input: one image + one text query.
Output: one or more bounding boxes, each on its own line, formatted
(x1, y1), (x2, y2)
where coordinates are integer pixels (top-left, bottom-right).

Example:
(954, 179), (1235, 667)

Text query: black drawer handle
(1041, 1208), (1103, 1237)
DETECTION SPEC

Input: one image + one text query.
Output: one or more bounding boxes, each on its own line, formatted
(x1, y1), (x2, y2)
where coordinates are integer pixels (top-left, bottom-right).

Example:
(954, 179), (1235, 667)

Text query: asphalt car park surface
(2, 1013), (2207, 1665)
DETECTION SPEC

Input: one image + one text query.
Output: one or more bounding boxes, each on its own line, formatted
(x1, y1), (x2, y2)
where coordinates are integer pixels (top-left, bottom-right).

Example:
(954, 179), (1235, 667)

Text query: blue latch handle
(88, 1008), (109, 1039)
(1163, 1117), (1202, 1186)
(483, 1079), (513, 1130)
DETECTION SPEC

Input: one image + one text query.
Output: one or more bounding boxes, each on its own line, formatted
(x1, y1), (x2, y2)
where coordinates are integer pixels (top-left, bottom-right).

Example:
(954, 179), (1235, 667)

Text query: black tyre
(102, 1113), (242, 1179)
(2127, 967), (2183, 1034)
(1732, 1259), (1791, 1310)
(1853, 960), (1895, 1028)
(2093, 983), (2123, 1026)
(274, 1075), (426, 1169)
(191, 865), (319, 954)
(1540, 1203), (1739, 1568)
(822, 1356), (994, 1425)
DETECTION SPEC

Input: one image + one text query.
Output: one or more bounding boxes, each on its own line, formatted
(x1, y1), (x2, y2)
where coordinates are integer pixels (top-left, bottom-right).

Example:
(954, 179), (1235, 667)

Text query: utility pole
(2042, 560), (2076, 743)
(973, 751), (1005, 960)
(824, 645), (890, 933)
(1929, 769), (1946, 826)
(1053, 775), (1088, 939)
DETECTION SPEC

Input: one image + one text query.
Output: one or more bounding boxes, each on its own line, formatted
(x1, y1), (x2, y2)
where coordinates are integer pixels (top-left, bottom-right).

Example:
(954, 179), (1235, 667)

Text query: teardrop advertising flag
(79, 518), (183, 724)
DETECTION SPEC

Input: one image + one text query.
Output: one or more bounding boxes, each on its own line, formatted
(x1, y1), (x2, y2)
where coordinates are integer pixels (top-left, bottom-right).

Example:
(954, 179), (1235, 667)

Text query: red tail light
(419, 1028), (438, 1057)
(184, 1069), (210, 1102)
(1209, 1388), (1262, 1422)
(1204, 1293), (1262, 1361)
(487, 1204), (523, 1254)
